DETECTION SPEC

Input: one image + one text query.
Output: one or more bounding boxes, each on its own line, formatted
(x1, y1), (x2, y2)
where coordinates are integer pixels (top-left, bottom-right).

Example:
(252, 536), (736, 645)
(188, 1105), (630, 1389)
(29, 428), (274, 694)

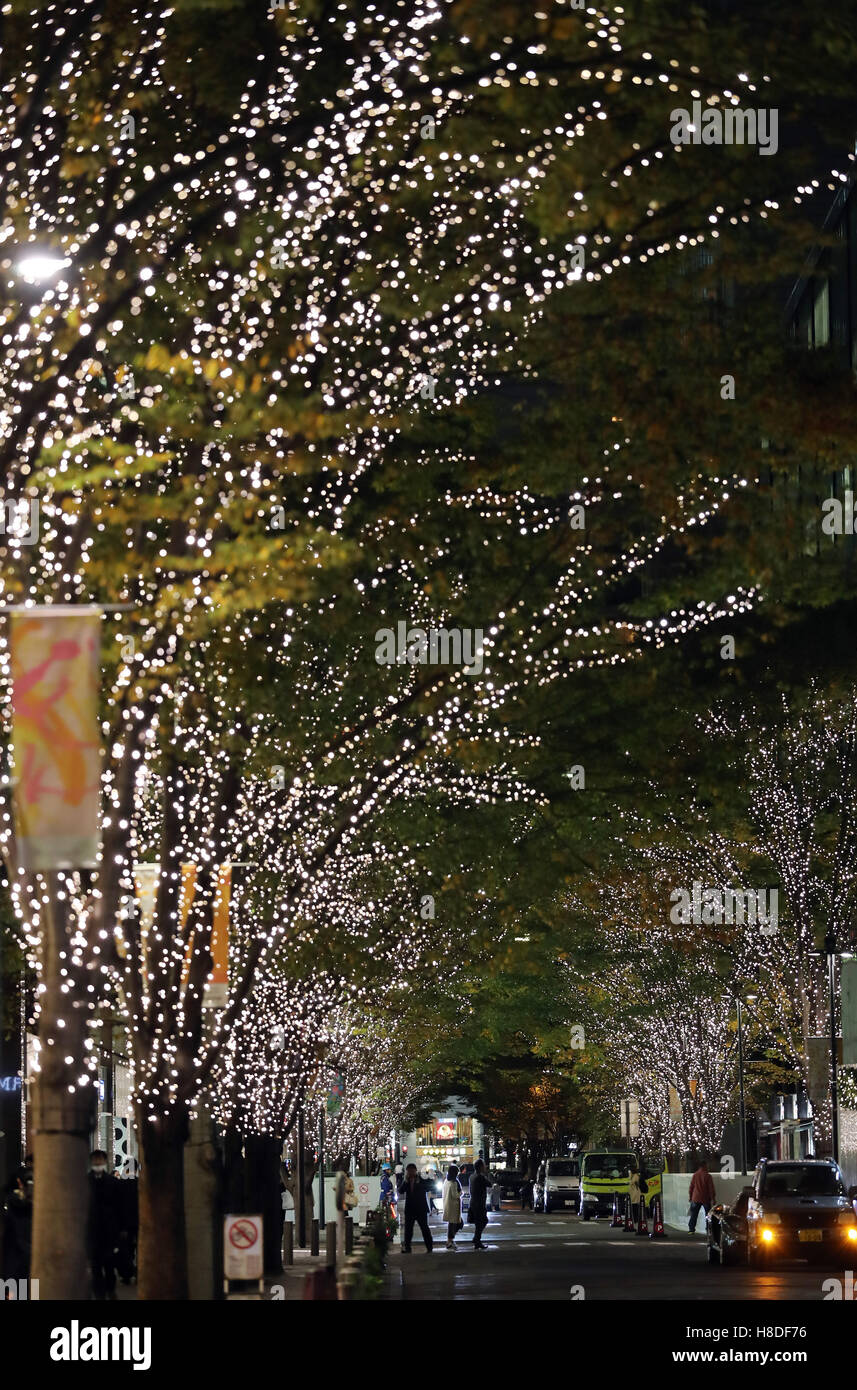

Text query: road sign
(224, 1214), (263, 1281)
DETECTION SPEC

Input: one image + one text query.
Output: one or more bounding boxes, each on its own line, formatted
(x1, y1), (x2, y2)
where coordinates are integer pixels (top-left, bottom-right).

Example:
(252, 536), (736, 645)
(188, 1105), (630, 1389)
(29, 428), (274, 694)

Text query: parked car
(706, 1186), (752, 1265)
(746, 1159), (857, 1268)
(533, 1157), (581, 1213)
(497, 1169), (526, 1200)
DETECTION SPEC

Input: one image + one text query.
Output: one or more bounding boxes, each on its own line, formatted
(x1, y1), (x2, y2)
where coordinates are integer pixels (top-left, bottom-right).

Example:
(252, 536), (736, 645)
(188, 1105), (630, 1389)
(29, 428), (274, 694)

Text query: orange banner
(132, 863), (230, 1004)
(10, 607), (101, 869)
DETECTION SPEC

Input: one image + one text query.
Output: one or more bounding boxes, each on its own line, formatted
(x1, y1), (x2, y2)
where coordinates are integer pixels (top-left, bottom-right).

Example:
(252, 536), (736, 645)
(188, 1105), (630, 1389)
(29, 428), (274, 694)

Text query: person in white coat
(628, 1165), (642, 1227)
(442, 1164), (462, 1249)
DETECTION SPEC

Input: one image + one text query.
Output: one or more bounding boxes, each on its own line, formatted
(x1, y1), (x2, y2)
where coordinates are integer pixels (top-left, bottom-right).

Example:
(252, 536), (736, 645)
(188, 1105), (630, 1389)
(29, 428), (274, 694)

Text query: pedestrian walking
(442, 1164), (462, 1248)
(380, 1166), (395, 1212)
(688, 1159), (716, 1232)
(520, 1176), (534, 1211)
(397, 1162), (434, 1252)
(87, 1149), (121, 1299)
(333, 1162), (357, 1263)
(469, 1158), (489, 1249)
(114, 1158), (138, 1284)
(628, 1165), (641, 1226)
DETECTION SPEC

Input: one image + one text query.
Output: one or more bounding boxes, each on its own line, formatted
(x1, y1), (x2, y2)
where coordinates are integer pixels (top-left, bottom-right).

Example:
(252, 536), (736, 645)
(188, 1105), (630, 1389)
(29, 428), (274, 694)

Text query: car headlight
(760, 1227), (776, 1243)
(758, 1210), (781, 1224)
(836, 1212), (857, 1226)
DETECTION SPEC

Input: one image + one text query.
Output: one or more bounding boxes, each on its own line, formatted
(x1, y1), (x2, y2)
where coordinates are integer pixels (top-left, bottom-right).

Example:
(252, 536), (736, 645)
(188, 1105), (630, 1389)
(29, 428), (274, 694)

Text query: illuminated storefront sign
(435, 1119), (456, 1141)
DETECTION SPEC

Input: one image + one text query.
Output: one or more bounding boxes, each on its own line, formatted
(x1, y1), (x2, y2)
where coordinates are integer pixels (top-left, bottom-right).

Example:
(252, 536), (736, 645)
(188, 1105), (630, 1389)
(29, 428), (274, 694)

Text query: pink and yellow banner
(10, 607), (101, 869)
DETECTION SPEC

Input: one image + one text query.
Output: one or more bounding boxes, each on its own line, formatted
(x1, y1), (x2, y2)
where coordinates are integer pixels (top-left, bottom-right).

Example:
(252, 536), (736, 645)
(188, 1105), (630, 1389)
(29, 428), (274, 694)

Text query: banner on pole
(327, 1074), (344, 1116)
(132, 863), (230, 1004)
(10, 607), (101, 869)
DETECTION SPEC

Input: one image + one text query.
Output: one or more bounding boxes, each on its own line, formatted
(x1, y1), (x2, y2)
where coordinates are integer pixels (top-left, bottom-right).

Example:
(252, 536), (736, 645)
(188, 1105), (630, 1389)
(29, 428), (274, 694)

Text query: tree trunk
(244, 1133), (284, 1274)
(31, 1092), (92, 1299)
(184, 1108), (221, 1300)
(137, 1108), (189, 1299)
(30, 884), (94, 1299)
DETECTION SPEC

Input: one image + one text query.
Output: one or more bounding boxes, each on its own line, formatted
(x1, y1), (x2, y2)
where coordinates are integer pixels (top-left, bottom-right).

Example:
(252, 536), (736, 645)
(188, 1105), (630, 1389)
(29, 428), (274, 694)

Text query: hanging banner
(327, 1074), (344, 1116)
(10, 606), (101, 869)
(131, 863), (230, 1004)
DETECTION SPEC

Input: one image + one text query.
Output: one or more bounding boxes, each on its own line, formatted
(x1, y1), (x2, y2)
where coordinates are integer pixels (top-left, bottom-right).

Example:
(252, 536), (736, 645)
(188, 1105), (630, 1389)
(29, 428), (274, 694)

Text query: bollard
(310, 1218), (319, 1256)
(283, 1221), (294, 1266)
(345, 1216), (354, 1255)
(610, 1192), (623, 1228)
(326, 1221), (337, 1267)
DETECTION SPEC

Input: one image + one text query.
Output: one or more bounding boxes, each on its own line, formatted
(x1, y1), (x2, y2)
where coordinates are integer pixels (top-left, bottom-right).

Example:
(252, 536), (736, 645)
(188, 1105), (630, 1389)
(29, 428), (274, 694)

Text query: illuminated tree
(3, 0), (857, 1303)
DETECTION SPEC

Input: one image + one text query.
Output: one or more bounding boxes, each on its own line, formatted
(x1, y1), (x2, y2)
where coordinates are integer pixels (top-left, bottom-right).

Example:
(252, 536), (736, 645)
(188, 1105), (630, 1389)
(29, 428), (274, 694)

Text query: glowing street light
(15, 252), (70, 283)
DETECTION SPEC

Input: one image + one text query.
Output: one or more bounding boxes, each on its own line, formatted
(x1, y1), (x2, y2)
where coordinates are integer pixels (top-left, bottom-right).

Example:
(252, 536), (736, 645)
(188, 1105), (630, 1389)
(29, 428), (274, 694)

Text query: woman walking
(442, 1164), (462, 1249)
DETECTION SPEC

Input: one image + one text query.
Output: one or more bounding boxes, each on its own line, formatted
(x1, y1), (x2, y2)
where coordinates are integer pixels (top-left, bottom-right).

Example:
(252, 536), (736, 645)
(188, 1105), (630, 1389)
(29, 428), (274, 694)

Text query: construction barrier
(650, 1192), (668, 1239)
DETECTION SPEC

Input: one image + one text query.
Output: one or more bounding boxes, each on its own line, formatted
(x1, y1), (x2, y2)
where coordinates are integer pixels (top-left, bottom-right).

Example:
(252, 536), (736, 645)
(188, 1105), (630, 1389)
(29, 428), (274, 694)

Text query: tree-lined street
(1, 2), (857, 1367)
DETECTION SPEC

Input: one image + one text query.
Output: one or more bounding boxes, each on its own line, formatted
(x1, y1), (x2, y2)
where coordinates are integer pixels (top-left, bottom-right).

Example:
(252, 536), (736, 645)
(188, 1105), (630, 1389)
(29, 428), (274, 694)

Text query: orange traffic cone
(623, 1195), (635, 1232)
(649, 1193), (668, 1239)
(610, 1193), (623, 1228)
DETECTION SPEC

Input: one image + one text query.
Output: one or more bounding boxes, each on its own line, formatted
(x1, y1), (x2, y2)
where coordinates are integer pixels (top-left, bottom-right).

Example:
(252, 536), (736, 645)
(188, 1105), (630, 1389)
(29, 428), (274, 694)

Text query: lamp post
(736, 996), (747, 1177)
(824, 931), (840, 1165)
(728, 992), (755, 1175)
(297, 1107), (306, 1248)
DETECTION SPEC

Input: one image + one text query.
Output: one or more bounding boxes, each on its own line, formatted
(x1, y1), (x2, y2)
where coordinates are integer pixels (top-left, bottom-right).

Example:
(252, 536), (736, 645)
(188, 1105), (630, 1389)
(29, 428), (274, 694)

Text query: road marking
(518, 1243), (546, 1248)
(515, 1221), (535, 1225)
(564, 1241), (591, 1246)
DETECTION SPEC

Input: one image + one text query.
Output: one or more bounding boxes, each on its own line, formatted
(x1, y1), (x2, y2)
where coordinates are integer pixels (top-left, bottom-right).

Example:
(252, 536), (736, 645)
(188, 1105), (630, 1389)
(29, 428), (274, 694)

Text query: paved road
(389, 1208), (852, 1301)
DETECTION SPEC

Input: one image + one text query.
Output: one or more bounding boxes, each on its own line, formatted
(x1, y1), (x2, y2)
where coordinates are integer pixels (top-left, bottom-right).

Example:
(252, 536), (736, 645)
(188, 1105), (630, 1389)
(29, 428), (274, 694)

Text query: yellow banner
(10, 607), (101, 869)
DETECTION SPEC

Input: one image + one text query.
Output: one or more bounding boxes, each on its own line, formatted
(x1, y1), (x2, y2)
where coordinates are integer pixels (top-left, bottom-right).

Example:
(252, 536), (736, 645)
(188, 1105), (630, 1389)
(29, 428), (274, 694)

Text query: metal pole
(736, 997), (747, 1176)
(318, 1114), (326, 1226)
(826, 933), (840, 1164)
(297, 1108), (306, 1248)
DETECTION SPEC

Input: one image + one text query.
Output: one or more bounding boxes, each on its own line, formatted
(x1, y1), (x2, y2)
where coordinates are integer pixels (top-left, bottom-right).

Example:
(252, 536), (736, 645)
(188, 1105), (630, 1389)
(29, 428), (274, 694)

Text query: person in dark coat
(469, 1158), (489, 1248)
(87, 1149), (121, 1299)
(1, 1166), (33, 1282)
(114, 1158), (139, 1284)
(397, 1163), (434, 1252)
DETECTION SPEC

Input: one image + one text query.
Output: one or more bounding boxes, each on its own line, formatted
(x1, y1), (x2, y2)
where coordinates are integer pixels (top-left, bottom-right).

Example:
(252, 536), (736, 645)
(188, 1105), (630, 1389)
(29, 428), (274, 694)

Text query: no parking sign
(224, 1214), (263, 1281)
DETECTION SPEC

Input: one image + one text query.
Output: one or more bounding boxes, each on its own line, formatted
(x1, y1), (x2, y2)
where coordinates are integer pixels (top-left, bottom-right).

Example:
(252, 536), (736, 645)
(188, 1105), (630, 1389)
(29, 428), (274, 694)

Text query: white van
(534, 1157), (580, 1213)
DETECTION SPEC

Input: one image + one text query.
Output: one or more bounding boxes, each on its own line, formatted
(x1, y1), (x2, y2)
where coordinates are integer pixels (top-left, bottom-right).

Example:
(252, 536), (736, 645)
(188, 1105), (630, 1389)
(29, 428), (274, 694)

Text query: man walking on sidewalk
(398, 1163), (434, 1253)
(688, 1160), (716, 1232)
(469, 1159), (489, 1249)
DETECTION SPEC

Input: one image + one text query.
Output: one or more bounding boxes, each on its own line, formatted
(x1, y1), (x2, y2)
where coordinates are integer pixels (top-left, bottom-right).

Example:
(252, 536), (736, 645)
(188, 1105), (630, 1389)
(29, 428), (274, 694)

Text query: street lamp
(731, 992), (755, 1176)
(824, 931), (840, 1166)
(14, 251), (70, 283)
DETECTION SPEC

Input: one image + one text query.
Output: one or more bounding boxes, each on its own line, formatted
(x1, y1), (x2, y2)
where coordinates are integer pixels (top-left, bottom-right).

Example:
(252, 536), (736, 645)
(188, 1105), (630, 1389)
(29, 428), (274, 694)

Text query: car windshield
(548, 1161), (579, 1177)
(761, 1166), (846, 1198)
(584, 1154), (632, 1176)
